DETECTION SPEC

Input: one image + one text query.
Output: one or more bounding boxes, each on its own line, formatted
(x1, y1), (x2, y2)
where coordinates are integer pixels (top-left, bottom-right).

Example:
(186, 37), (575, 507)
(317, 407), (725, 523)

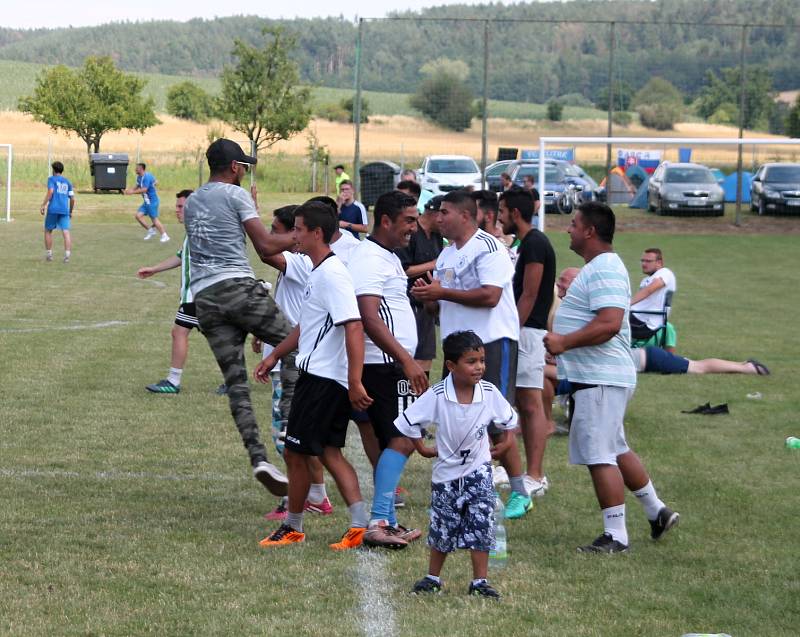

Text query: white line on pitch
(0, 320), (130, 334)
(0, 467), (243, 482)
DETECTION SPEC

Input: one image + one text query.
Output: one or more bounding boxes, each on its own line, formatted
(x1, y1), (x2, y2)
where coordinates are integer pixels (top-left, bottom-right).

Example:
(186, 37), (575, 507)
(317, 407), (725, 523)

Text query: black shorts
(362, 363), (417, 449)
(174, 302), (199, 330)
(285, 372), (351, 456)
(413, 304), (437, 361)
(441, 337), (518, 405)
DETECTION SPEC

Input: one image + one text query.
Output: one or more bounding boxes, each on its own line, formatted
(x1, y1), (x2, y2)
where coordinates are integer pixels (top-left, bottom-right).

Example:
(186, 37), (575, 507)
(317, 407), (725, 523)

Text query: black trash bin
(359, 161), (401, 208)
(89, 153), (129, 193)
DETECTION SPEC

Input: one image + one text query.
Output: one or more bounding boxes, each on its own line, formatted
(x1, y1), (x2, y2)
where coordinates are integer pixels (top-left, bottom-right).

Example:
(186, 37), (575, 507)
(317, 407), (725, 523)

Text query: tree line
(1, 0), (799, 103)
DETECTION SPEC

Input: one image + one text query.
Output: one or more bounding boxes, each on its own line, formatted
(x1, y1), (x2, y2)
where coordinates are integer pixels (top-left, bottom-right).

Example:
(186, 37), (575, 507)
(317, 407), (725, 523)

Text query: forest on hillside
(1, 0), (798, 105)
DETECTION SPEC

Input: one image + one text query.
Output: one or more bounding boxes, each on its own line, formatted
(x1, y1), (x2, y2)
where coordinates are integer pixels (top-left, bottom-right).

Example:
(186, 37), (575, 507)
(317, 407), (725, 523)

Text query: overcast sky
(3, 0), (502, 29)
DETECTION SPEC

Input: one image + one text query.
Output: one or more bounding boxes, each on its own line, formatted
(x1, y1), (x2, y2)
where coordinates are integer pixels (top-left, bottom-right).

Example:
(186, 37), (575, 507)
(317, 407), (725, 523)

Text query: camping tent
(625, 164), (649, 189)
(722, 172), (753, 203)
(629, 177), (650, 209)
(600, 167), (637, 204)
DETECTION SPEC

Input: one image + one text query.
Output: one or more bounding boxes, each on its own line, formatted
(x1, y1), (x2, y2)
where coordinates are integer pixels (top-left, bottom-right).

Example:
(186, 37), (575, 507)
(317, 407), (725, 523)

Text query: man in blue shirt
(336, 180), (368, 238)
(126, 162), (170, 243)
(40, 161), (75, 263)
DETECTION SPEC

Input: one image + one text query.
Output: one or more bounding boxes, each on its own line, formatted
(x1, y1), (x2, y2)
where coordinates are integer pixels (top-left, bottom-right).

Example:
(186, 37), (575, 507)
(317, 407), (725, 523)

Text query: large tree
(695, 67), (775, 131)
(410, 58), (474, 132)
(19, 56), (158, 156)
(216, 26), (311, 153)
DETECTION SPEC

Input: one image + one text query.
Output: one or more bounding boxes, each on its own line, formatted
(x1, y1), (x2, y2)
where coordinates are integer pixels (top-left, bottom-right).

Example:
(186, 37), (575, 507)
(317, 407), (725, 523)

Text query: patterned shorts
(428, 463), (495, 553)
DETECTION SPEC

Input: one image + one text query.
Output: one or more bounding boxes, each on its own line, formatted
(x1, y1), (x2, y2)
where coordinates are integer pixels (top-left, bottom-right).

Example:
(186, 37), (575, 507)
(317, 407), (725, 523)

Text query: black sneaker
(650, 506), (680, 540)
(146, 379), (180, 394)
(577, 532), (630, 554)
(411, 576), (442, 595)
(468, 580), (500, 599)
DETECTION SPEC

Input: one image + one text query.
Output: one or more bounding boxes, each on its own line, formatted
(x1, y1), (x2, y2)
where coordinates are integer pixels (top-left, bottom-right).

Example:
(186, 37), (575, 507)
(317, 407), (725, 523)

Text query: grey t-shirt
(184, 182), (260, 295)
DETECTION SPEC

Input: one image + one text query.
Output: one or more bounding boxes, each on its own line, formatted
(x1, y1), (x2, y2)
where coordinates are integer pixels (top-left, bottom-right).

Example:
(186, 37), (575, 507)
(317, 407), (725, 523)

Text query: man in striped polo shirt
(545, 202), (679, 553)
(137, 189), (200, 394)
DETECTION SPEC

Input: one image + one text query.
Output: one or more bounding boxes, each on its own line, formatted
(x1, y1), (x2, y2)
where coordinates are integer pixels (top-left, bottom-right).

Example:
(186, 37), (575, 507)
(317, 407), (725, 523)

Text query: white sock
(307, 482), (327, 504)
(167, 367), (183, 387)
(426, 574), (441, 584)
(602, 504), (628, 545)
(633, 480), (666, 520)
(64, 250), (71, 258)
(46, 249), (53, 256)
(348, 501), (368, 528)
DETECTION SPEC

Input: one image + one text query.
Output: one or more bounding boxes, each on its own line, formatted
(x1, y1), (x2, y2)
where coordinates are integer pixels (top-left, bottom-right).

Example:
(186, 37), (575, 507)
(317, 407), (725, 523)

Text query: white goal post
(536, 136), (800, 232)
(0, 144), (12, 223)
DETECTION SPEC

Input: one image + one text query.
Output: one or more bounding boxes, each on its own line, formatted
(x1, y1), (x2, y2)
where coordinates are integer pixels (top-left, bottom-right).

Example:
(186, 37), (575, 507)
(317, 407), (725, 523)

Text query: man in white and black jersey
(410, 190), (533, 516)
(256, 201), (374, 551)
(347, 190), (429, 549)
(137, 189), (202, 394)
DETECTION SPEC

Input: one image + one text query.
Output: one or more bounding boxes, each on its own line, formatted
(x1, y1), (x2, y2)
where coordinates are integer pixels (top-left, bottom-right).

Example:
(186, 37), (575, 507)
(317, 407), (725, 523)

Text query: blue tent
(629, 177), (650, 209)
(625, 164), (649, 189)
(722, 172), (753, 203)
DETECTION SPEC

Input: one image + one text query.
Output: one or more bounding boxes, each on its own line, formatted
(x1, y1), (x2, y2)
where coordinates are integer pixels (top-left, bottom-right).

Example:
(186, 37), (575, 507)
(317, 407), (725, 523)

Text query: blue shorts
(428, 463), (495, 553)
(555, 379), (572, 396)
(138, 202), (160, 218)
(644, 346), (689, 374)
(44, 213), (70, 231)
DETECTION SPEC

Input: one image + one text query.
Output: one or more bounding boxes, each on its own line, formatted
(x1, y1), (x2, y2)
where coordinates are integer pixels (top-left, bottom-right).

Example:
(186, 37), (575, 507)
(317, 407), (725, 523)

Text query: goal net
(535, 136), (800, 231)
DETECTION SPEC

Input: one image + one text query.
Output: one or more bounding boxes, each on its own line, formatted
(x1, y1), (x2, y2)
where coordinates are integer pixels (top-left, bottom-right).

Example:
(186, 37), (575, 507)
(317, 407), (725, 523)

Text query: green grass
(0, 58), (606, 121)
(1, 188), (798, 635)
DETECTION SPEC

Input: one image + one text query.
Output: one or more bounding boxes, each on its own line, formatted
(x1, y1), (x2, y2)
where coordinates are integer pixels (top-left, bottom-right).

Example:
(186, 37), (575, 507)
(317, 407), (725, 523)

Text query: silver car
(647, 162), (725, 216)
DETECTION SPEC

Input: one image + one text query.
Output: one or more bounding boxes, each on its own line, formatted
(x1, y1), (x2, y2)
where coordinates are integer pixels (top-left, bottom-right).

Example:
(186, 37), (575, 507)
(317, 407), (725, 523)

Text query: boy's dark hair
(396, 179), (421, 199)
(305, 195), (338, 223)
(273, 204), (298, 231)
(373, 190), (417, 227)
(295, 201), (337, 243)
(51, 161), (64, 174)
(500, 171), (511, 180)
(442, 190), (478, 219)
(176, 189), (194, 199)
(334, 164), (345, 171)
(499, 188), (534, 222)
(137, 162), (146, 170)
(471, 189), (498, 215)
(576, 201), (615, 244)
(339, 179), (353, 188)
(443, 330), (485, 363)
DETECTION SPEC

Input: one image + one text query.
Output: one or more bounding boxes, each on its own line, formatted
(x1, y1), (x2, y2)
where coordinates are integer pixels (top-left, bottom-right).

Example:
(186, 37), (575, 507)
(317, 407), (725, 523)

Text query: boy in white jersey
(398, 331), (517, 599)
(545, 202), (679, 553)
(138, 189), (200, 394)
(255, 201), (373, 550)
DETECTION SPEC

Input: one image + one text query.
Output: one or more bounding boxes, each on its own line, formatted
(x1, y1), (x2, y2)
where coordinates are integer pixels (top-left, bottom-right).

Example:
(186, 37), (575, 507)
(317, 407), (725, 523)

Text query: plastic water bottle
(786, 436), (800, 450)
(489, 493), (507, 569)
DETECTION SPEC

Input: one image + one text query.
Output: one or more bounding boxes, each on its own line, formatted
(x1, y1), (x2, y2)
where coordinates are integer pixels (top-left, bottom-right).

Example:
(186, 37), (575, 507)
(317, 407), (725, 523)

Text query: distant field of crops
(0, 59), (606, 121)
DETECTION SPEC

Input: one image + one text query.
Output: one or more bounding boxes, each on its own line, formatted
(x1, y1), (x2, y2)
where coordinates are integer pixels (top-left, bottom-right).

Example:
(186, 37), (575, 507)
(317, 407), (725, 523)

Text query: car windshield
(486, 162), (510, 177)
(664, 168), (716, 184)
(427, 159), (479, 174)
(765, 166), (800, 182)
(515, 165), (562, 182)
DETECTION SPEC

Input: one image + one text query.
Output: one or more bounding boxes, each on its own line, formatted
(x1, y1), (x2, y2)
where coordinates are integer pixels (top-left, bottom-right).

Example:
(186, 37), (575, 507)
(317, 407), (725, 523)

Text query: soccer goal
(535, 136), (800, 232)
(0, 144), (12, 223)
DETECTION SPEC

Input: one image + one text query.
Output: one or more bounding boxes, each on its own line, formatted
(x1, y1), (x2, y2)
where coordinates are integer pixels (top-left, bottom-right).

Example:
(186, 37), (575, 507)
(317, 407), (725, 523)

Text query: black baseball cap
(424, 194), (445, 212)
(206, 138), (257, 169)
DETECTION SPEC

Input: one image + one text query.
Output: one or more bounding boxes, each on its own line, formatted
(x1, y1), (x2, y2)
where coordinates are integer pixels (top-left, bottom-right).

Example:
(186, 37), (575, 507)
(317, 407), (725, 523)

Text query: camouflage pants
(195, 277), (296, 466)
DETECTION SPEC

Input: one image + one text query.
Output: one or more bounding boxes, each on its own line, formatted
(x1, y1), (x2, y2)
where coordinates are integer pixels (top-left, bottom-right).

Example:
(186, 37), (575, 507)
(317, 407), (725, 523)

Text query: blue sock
(370, 448), (408, 525)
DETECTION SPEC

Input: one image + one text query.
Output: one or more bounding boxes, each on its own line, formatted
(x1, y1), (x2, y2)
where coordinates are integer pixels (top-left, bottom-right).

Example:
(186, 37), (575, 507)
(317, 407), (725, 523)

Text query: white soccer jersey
(330, 231), (361, 266)
(350, 237), (418, 365)
(275, 251), (313, 326)
(434, 229), (520, 344)
(297, 253), (361, 388)
(394, 376), (518, 483)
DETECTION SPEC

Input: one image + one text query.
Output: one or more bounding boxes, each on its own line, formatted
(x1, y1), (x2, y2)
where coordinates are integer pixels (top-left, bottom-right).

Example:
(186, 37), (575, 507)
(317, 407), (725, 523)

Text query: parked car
(485, 159), (514, 192)
(418, 155), (483, 195)
(750, 162), (800, 215)
(647, 162), (724, 216)
(506, 159), (598, 213)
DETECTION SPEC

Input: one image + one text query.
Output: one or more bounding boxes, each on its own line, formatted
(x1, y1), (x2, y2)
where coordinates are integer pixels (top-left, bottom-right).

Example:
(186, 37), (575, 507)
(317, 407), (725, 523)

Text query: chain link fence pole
(605, 21), (615, 185)
(353, 18), (364, 198)
(480, 20), (490, 182)
(735, 25), (747, 227)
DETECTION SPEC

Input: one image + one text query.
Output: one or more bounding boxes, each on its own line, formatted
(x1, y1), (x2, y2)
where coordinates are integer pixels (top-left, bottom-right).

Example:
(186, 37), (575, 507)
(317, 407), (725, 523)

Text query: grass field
(1, 184), (798, 636)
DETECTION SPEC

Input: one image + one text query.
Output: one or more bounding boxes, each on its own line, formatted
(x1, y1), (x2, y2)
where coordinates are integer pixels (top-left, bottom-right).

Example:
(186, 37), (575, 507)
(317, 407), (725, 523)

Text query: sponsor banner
(520, 148), (575, 162)
(617, 149), (662, 174)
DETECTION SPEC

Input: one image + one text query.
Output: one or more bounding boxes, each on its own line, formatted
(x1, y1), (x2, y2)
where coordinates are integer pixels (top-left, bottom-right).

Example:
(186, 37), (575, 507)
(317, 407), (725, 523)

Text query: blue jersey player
(40, 161), (75, 263)
(126, 162), (169, 243)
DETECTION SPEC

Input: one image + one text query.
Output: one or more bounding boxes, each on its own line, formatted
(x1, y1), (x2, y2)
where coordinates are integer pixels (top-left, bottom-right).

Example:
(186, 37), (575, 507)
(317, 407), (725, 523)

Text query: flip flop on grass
(747, 358), (771, 376)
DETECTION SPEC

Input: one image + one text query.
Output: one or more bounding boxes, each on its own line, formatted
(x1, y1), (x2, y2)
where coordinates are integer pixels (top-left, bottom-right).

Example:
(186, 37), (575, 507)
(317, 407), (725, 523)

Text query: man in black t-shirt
(522, 175), (541, 215)
(498, 188), (556, 498)
(395, 192), (444, 376)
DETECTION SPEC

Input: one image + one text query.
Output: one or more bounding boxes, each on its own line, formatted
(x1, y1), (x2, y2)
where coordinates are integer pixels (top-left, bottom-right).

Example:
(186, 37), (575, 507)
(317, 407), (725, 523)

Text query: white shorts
(568, 385), (633, 466)
(516, 327), (546, 389)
